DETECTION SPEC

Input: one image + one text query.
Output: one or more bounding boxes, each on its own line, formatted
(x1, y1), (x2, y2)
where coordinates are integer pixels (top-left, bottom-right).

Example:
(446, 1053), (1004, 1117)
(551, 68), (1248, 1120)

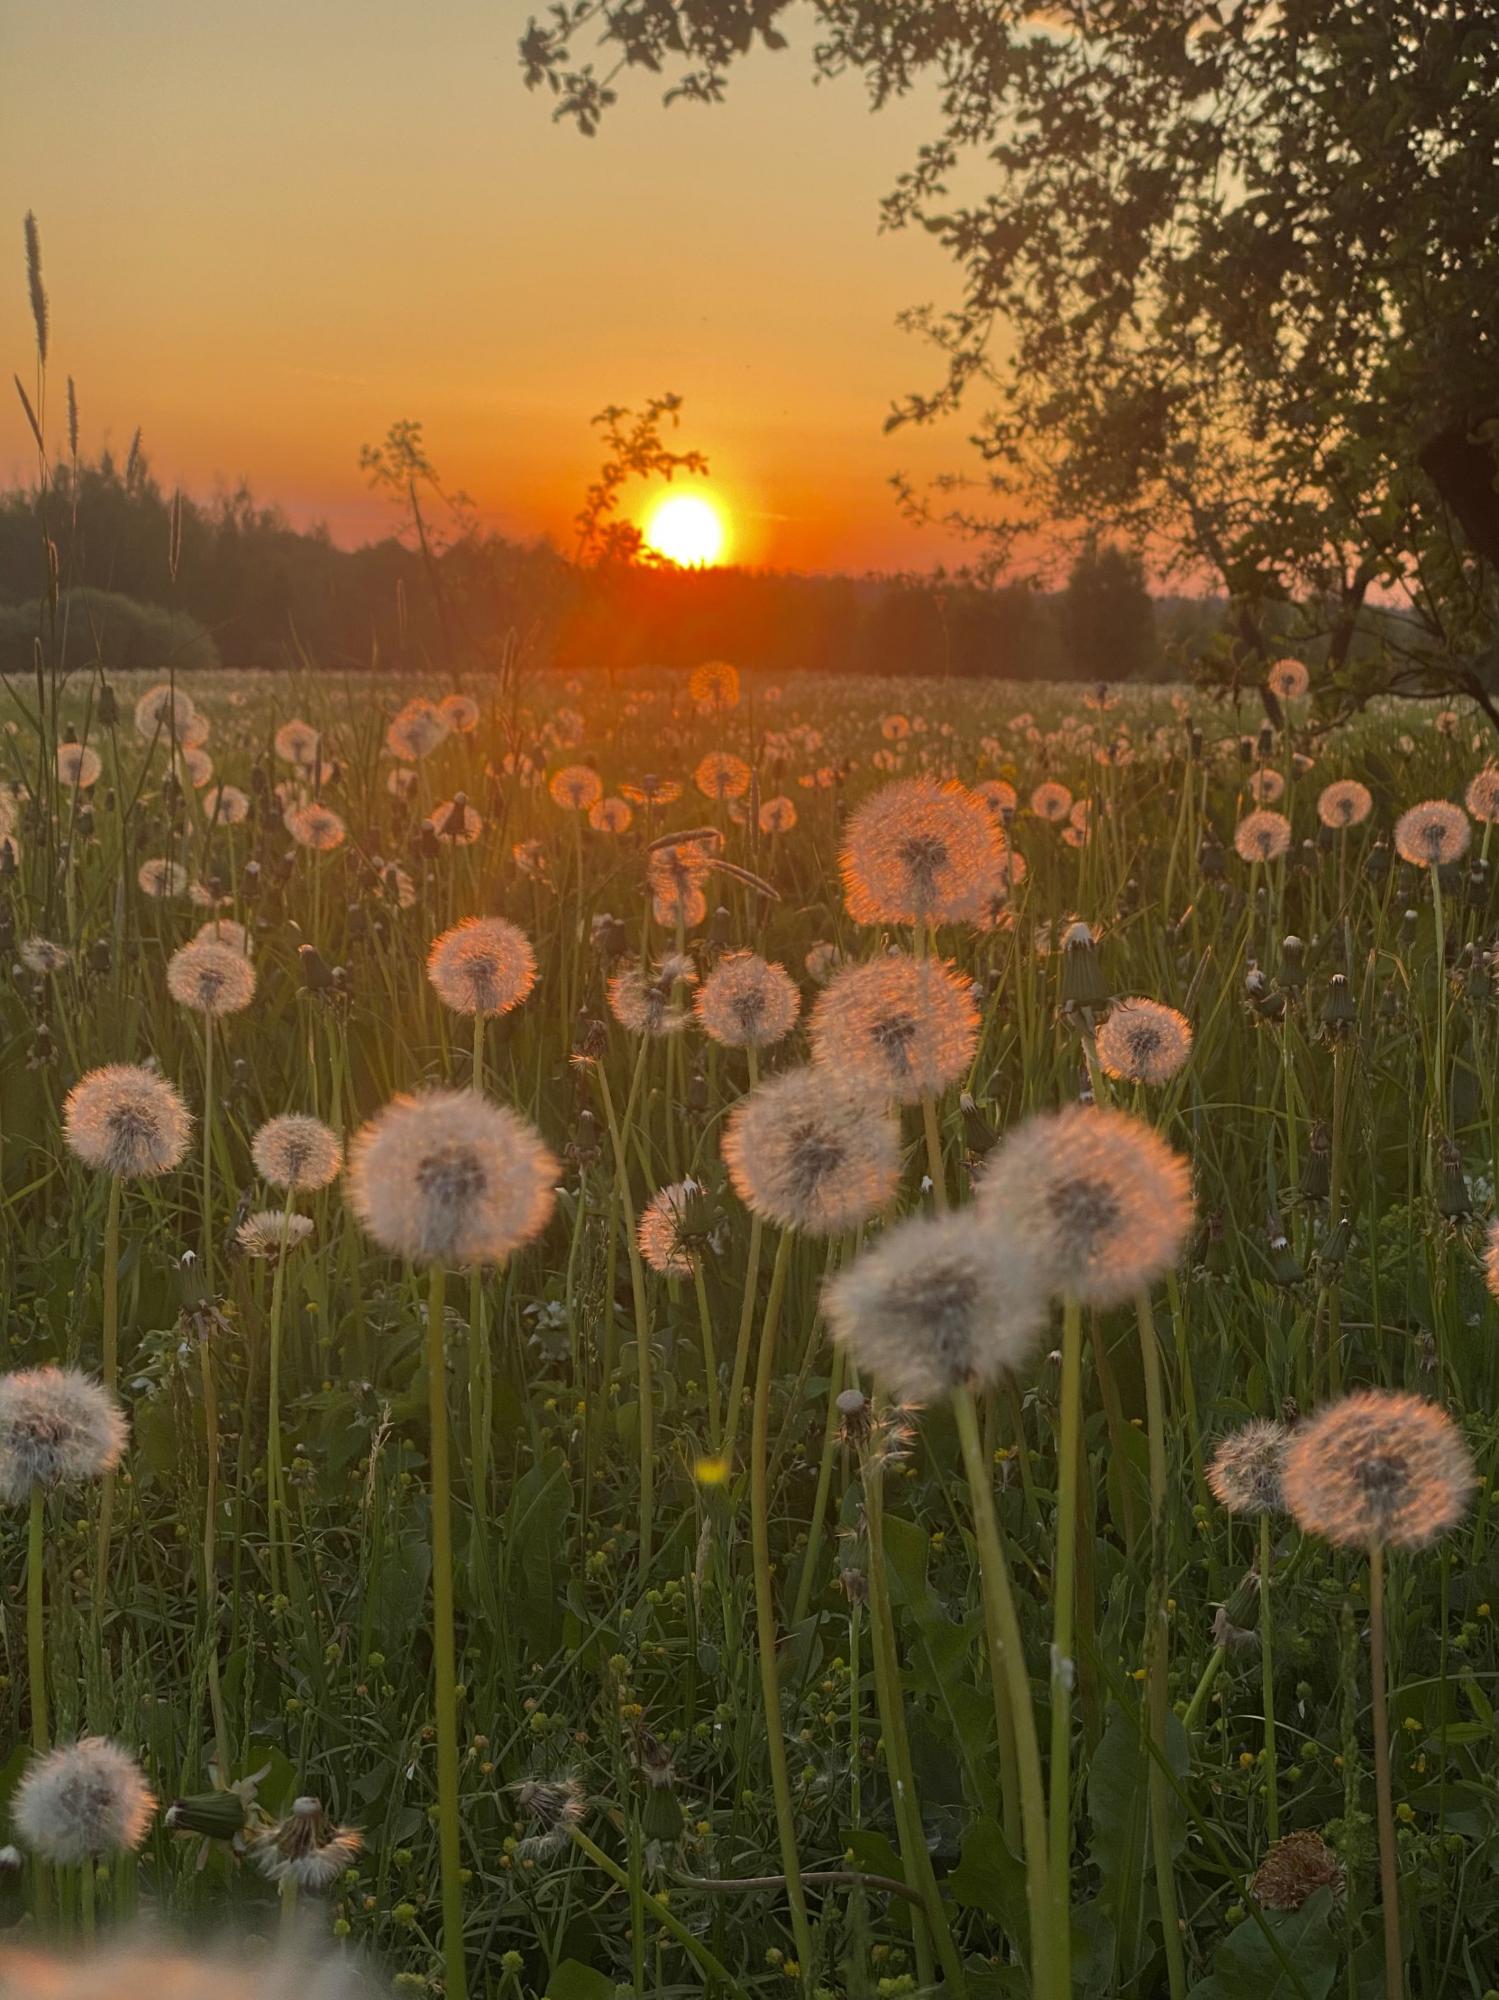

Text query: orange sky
(0, 2), (993, 574)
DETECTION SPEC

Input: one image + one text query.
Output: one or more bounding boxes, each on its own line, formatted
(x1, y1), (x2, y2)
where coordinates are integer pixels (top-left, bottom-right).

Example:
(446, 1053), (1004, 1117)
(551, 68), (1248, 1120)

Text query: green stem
(1370, 1544), (1402, 2000)
(953, 1389), (1053, 1999)
(692, 1260), (724, 1448)
(28, 1483), (47, 1751)
(198, 1334), (232, 1784)
(1260, 1511), (1280, 1843)
(426, 1261), (468, 2000)
(595, 1058), (654, 1573)
(94, 1173), (121, 1612)
(266, 1184), (296, 1600)
(1048, 1293), (1084, 1991)
(569, 1826), (749, 1997)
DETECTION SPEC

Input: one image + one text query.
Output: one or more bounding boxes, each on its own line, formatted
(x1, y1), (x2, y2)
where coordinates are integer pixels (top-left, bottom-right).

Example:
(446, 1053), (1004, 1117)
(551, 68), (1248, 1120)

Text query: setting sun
(644, 491), (727, 567)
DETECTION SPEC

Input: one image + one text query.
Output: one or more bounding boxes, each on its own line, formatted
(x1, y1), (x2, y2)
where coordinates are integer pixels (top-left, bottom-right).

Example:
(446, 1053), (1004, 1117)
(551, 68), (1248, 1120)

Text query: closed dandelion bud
(1060, 923), (1110, 1010)
(1468, 860), (1489, 910)
(1400, 907), (1419, 945)
(709, 904), (733, 947)
(1320, 973), (1357, 1034)
(1367, 838), (1391, 882)
(686, 1069), (709, 1113)
(840, 1566), (869, 1605)
(1277, 936), (1306, 991)
(1222, 1570), (1264, 1633)
(298, 943), (335, 992)
(87, 936), (110, 974)
(1317, 1213), (1352, 1279)
(961, 1092), (996, 1157)
(641, 1782), (683, 1844)
(1266, 1216), (1303, 1286)
(165, 1788), (249, 1840)
(1199, 839), (1224, 880)
(1200, 1212), (1231, 1278)
(1257, 725), (1275, 759)
(242, 859), (262, 900)
(1301, 1122), (1330, 1202)
(1378, 979), (1402, 1025)
(97, 680), (118, 726)
(1435, 1137), (1471, 1219)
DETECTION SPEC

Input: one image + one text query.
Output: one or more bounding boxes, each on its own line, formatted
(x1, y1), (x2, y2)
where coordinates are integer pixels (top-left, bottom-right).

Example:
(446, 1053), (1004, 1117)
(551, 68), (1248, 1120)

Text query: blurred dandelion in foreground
(346, 1088), (557, 1266)
(607, 955), (697, 1037)
(0, 1944), (385, 2000)
(808, 953), (978, 1105)
(1095, 997), (1193, 1086)
(12, 1737), (154, 1863)
(638, 1180), (704, 1277)
(1267, 658), (1310, 701)
(252, 1114), (342, 1191)
(722, 1067), (900, 1236)
(1483, 1218), (1499, 1301)
(825, 1207), (1049, 1403)
(1207, 1418), (1291, 1516)
(0, 1368), (127, 1502)
(1250, 1830), (1346, 1911)
(1464, 767), (1499, 824)
(166, 938), (257, 1018)
(1233, 810), (1292, 862)
(839, 776), (1004, 927)
(385, 698), (449, 762)
(1393, 800), (1469, 868)
(20, 936), (70, 976)
(978, 1103), (1193, 1307)
(284, 802), (346, 852)
(57, 741), (101, 789)
(695, 950), (800, 1050)
(804, 941), (844, 985)
(427, 917), (537, 1018)
(237, 1211), (314, 1258)
(1282, 1390), (1473, 1550)
(253, 1798), (362, 1890)
(1316, 779), (1373, 829)
(65, 1064), (191, 1179)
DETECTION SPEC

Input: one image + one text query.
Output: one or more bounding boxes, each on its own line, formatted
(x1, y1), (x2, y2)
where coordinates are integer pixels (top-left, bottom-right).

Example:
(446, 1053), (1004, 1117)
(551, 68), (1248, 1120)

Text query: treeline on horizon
(0, 449), (1294, 685)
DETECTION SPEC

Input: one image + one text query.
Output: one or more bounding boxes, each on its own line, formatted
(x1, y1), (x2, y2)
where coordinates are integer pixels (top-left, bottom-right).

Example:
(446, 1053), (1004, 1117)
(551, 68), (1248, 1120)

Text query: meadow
(0, 653), (1497, 2000)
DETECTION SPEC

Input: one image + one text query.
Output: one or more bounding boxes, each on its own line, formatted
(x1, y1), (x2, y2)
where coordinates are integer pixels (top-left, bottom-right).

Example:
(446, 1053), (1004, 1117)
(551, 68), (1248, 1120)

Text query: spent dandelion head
(825, 1207), (1049, 1404)
(1317, 779), (1373, 829)
(510, 1777), (588, 1859)
(1250, 1831), (1346, 1912)
(439, 692), (481, 734)
(1095, 997), (1193, 1086)
(808, 953), (978, 1105)
(386, 698), (450, 762)
(1282, 1389), (1473, 1551)
(1267, 658), (1310, 701)
(638, 1179), (705, 1277)
(202, 784), (250, 826)
(607, 954), (697, 1037)
(430, 796), (482, 846)
(166, 937), (257, 1018)
(12, 1739), (155, 1864)
(273, 720), (322, 768)
(346, 1088), (557, 1266)
(588, 796), (633, 834)
(0, 1368), (127, 1503)
(252, 1114), (342, 1191)
(253, 1797), (363, 1890)
(1394, 799), (1470, 868)
(721, 1067), (901, 1237)
(64, 1063), (191, 1179)
(1207, 1418), (1292, 1517)
(839, 776), (1003, 927)
(977, 1103), (1193, 1307)
(1030, 780), (1073, 823)
(1234, 810), (1292, 863)
(694, 950), (800, 1050)
(237, 1211), (314, 1258)
(20, 937), (69, 976)
(56, 742), (101, 789)
(1464, 768), (1499, 824)
(427, 917), (537, 1018)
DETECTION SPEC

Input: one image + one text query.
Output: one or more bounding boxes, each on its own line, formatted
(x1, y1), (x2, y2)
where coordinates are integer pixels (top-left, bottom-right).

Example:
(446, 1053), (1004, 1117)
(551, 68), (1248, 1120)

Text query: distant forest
(0, 450), (1291, 684)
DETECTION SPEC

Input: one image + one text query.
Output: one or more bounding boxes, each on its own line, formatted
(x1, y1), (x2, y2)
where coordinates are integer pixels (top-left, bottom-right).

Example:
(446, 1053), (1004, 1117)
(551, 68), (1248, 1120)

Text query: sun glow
(644, 491), (727, 567)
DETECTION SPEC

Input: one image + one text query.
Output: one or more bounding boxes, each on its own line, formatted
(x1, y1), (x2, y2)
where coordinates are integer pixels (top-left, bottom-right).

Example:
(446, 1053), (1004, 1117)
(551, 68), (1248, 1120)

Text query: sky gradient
(0, 2), (987, 573)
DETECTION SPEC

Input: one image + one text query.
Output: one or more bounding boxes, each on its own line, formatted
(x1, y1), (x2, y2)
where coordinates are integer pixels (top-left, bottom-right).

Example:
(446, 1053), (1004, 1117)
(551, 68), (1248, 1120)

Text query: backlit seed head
(1234, 810), (1292, 863)
(1393, 800), (1470, 869)
(608, 955), (697, 1037)
(386, 698), (450, 762)
(549, 764), (603, 812)
(1031, 781), (1073, 823)
(638, 1180), (705, 1277)
(694, 951), (800, 1050)
(1316, 779), (1373, 829)
(273, 719), (322, 768)
(439, 692), (481, 734)
(284, 802), (346, 853)
(0, 1368), (127, 1503)
(825, 1208), (1049, 1403)
(1267, 658), (1310, 702)
(166, 938), (258, 1017)
(64, 1064), (192, 1179)
(808, 954), (978, 1106)
(722, 1067), (901, 1237)
(137, 856), (188, 900)
(977, 1103), (1193, 1308)
(56, 742), (101, 789)
(252, 1114), (342, 1191)
(12, 1739), (154, 1864)
(1207, 1419), (1291, 1517)
(1095, 998), (1193, 1087)
(839, 777), (1004, 927)
(237, 1211), (314, 1258)
(134, 684), (198, 743)
(588, 796), (633, 834)
(1484, 1219), (1499, 1302)
(1464, 768), (1499, 825)
(688, 659), (740, 709)
(346, 1088), (557, 1267)
(20, 936), (69, 976)
(427, 917), (537, 1018)
(694, 751), (752, 802)
(1282, 1390), (1474, 1551)
(254, 1797), (363, 1890)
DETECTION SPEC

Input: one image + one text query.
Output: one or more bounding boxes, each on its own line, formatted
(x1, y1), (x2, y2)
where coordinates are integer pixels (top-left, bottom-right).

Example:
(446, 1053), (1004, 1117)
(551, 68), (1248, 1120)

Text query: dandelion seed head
(0, 1368), (127, 1503)
(694, 751), (752, 802)
(978, 1103), (1193, 1307)
(1030, 781), (1073, 823)
(166, 938), (257, 1018)
(430, 797), (482, 846)
(20, 936), (69, 976)
(274, 720), (322, 768)
(689, 659), (740, 709)
(1464, 768), (1499, 825)
(637, 1181), (703, 1277)
(237, 1211), (314, 1258)
(1282, 1390), (1474, 1550)
(1248, 767), (1285, 804)
(549, 765), (603, 812)
(284, 802), (346, 853)
(694, 951), (800, 1050)
(254, 1797), (363, 1890)
(202, 784), (250, 825)
(825, 1208), (1049, 1403)
(510, 1777), (587, 1858)
(1267, 658), (1310, 701)
(1393, 800), (1470, 868)
(386, 699), (450, 762)
(346, 1089), (557, 1267)
(1207, 1418), (1291, 1517)
(137, 857), (188, 900)
(607, 955), (697, 1037)
(721, 1067), (900, 1237)
(64, 1064), (192, 1179)
(1233, 810), (1292, 863)
(427, 917), (537, 1018)
(758, 796), (797, 834)
(134, 684), (197, 743)
(12, 1738), (154, 1864)
(1316, 779), (1373, 829)
(1095, 998), (1193, 1086)
(588, 796), (633, 834)
(252, 1114), (342, 1191)
(840, 777), (1004, 927)
(808, 954), (978, 1105)
(439, 692), (481, 734)
(56, 742), (101, 789)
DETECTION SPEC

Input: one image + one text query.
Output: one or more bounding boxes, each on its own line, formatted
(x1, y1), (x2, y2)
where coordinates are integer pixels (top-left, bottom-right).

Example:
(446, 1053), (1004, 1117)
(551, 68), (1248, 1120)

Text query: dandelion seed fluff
(1233, 810), (1292, 863)
(166, 938), (257, 1018)
(808, 953), (978, 1105)
(12, 1738), (154, 1863)
(274, 720), (322, 768)
(1282, 1390), (1473, 1551)
(721, 1067), (900, 1237)
(202, 784), (250, 825)
(1316, 779), (1373, 829)
(346, 1088), (557, 1267)
(1464, 768), (1499, 825)
(0, 1368), (127, 1502)
(56, 742), (101, 789)
(638, 1181), (702, 1277)
(439, 692), (480, 734)
(64, 1064), (191, 1179)
(427, 917), (537, 1019)
(1207, 1418), (1291, 1517)
(608, 955), (697, 1037)
(253, 1797), (363, 1890)
(825, 1208), (1049, 1403)
(1393, 799), (1469, 868)
(1095, 997), (1193, 1086)
(252, 1114), (342, 1191)
(694, 951), (800, 1050)
(839, 776), (1004, 927)
(238, 1211), (315, 1258)
(694, 751), (752, 802)
(285, 802), (347, 853)
(549, 765), (603, 812)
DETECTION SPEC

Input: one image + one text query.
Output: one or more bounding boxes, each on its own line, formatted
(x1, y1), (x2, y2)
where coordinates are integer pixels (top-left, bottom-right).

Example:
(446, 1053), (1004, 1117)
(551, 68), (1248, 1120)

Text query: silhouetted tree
(1062, 540), (1154, 685)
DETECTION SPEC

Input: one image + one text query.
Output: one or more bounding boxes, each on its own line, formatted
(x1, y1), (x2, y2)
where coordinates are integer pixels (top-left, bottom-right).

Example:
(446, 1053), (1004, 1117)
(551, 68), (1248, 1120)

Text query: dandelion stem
(94, 1173), (122, 1610)
(1369, 1543), (1403, 2000)
(197, 1333), (232, 1784)
(1260, 1510), (1280, 1843)
(594, 1056), (654, 1573)
(1048, 1291), (1085, 1993)
(1183, 1644), (1227, 1731)
(749, 1230), (815, 1980)
(425, 1260), (468, 2000)
(921, 1094), (947, 1209)
(27, 1482), (48, 1750)
(266, 1182), (297, 1601)
(953, 1388), (1053, 1999)
(568, 1827), (749, 1996)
